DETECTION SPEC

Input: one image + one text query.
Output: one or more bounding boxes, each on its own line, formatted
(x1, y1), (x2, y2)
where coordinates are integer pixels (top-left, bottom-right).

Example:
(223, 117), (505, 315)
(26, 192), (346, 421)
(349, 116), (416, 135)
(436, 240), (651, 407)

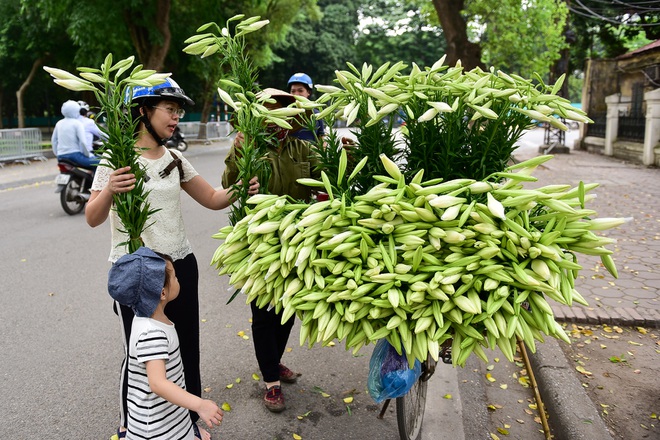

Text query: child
(108, 246), (223, 439)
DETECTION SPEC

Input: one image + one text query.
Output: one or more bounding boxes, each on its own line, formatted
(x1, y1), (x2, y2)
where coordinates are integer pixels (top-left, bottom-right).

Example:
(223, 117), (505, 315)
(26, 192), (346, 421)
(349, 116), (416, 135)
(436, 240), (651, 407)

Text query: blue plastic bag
(367, 339), (422, 403)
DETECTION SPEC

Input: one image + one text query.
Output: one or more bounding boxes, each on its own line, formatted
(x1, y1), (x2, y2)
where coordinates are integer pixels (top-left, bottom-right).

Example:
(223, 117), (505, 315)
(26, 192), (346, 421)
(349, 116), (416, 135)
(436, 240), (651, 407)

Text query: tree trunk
(123, 0), (172, 70)
(431, 0), (484, 70)
(16, 58), (43, 129)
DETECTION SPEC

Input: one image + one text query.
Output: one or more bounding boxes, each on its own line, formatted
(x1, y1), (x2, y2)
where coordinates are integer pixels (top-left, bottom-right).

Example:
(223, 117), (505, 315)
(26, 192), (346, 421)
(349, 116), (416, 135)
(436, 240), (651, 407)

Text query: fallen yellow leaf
(576, 366), (592, 376)
(221, 402), (231, 411)
(637, 327), (648, 335)
(237, 330), (245, 337)
(226, 384), (233, 389)
(343, 396), (354, 404)
(628, 341), (643, 346)
(321, 392), (331, 398)
(486, 373), (496, 382)
(490, 433), (500, 440)
(497, 427), (509, 435)
(201, 319), (207, 323)
(500, 384), (508, 390)
(252, 373), (260, 381)
(235, 378), (241, 383)
(443, 394), (452, 399)
(293, 434), (302, 440)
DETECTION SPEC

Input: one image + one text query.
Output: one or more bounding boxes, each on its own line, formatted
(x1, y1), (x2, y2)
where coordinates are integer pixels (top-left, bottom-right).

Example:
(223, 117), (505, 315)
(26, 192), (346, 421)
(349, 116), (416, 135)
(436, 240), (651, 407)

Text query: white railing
(0, 128), (47, 166)
(177, 122), (231, 140)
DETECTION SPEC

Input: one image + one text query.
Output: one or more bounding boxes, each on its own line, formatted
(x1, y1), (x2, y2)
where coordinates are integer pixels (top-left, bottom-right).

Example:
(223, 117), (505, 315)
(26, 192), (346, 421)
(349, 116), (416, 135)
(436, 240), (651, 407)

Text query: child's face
(163, 260), (180, 301)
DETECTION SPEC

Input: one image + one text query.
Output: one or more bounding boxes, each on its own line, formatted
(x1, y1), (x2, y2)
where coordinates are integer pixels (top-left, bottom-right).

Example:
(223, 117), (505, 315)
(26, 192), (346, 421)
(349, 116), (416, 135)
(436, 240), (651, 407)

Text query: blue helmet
(287, 73), (313, 90)
(126, 77), (194, 106)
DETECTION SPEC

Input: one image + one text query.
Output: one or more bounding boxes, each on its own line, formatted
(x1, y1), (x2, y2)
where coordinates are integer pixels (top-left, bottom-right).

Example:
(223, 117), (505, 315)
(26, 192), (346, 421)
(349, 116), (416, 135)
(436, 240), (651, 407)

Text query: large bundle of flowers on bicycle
(190, 17), (626, 367)
(212, 151), (626, 367)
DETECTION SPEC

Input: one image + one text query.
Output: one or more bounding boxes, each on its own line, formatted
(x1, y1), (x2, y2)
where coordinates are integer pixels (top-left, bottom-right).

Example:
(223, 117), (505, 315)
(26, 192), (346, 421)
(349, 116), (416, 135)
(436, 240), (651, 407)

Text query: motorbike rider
(78, 100), (106, 153)
(287, 73), (325, 142)
(51, 100), (100, 170)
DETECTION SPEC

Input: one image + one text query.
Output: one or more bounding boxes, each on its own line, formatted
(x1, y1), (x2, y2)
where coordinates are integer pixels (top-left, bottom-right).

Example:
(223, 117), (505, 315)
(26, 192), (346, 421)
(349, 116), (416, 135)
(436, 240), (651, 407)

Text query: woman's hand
(247, 176), (260, 195)
(108, 166), (136, 195)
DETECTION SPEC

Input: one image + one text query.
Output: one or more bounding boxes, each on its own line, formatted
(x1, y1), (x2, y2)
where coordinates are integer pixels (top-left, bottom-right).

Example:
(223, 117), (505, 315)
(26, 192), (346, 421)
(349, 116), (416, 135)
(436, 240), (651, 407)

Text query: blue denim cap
(108, 246), (166, 318)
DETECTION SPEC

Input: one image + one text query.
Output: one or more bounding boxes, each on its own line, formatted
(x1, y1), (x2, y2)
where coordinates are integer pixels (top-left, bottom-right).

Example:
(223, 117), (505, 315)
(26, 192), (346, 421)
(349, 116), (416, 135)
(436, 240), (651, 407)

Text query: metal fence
(586, 112), (606, 138)
(177, 121), (231, 140)
(618, 115), (646, 141)
(0, 128), (47, 167)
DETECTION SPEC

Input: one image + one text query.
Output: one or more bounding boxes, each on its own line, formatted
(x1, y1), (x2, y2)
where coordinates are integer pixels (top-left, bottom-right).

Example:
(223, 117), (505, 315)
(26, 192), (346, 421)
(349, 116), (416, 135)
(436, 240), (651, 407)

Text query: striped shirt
(126, 317), (194, 439)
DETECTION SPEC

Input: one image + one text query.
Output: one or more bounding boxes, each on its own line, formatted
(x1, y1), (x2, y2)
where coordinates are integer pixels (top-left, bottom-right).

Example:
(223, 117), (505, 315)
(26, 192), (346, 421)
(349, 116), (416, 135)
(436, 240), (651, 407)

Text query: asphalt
(2, 132), (658, 440)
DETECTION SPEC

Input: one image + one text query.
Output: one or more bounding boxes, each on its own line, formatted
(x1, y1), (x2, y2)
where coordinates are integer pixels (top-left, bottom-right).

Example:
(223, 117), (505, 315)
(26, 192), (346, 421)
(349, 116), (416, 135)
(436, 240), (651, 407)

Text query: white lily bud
(53, 79), (97, 92)
(43, 66), (80, 81)
(487, 192), (506, 220)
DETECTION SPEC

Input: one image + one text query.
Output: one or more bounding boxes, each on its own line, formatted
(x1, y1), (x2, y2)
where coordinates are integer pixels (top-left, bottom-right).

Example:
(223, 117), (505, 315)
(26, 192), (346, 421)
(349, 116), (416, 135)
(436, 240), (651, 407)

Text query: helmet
(77, 100), (90, 116)
(126, 77), (194, 107)
(287, 73), (313, 90)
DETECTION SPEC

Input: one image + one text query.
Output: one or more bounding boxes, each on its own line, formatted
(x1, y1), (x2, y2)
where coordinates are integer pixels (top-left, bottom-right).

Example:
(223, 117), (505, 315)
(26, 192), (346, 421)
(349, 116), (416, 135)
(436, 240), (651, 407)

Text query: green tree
(466, 0), (569, 78)
(0, 0), (74, 128)
(259, 0), (359, 90)
(355, 0), (446, 70)
(21, 0), (319, 125)
(428, 0), (569, 77)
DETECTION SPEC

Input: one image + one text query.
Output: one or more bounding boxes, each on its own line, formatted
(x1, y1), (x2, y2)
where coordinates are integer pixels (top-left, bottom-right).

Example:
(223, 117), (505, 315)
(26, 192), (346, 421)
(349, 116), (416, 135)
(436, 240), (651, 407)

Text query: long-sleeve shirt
(51, 117), (89, 157)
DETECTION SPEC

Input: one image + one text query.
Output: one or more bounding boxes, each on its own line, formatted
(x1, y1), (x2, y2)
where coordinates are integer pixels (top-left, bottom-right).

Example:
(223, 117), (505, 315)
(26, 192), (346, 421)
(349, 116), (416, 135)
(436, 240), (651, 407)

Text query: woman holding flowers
(85, 78), (258, 439)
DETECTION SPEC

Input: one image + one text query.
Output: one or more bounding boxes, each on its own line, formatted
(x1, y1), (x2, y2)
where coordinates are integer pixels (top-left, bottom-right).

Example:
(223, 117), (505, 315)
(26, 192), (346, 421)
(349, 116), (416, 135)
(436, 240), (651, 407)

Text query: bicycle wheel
(395, 370), (429, 440)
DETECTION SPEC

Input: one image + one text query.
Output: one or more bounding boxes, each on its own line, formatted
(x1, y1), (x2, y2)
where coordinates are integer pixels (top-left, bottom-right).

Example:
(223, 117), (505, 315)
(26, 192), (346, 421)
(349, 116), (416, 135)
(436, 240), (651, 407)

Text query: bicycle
(378, 344), (451, 440)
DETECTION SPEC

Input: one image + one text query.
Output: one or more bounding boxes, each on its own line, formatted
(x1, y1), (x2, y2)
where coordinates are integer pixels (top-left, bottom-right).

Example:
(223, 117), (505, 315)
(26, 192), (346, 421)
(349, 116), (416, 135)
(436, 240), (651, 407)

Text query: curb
(552, 305), (660, 329)
(529, 338), (614, 440)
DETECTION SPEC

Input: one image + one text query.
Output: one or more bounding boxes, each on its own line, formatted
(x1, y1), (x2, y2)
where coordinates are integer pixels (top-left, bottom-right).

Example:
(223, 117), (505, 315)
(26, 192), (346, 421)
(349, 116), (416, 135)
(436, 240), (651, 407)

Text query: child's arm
(146, 359), (223, 429)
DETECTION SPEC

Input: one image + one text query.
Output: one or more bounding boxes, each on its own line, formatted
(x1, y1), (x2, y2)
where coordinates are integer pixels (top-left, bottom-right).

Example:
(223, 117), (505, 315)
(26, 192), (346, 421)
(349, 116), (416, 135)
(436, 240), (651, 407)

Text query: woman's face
(145, 99), (183, 139)
(289, 83), (310, 98)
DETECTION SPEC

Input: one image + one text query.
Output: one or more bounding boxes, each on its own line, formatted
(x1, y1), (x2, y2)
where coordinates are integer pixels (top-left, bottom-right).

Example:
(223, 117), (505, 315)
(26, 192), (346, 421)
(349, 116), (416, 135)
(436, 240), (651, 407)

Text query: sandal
(192, 423), (211, 440)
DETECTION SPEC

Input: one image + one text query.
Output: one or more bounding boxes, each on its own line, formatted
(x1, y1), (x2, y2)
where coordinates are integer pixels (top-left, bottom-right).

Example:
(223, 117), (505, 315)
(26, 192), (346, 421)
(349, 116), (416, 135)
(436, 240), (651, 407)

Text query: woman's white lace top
(91, 148), (199, 262)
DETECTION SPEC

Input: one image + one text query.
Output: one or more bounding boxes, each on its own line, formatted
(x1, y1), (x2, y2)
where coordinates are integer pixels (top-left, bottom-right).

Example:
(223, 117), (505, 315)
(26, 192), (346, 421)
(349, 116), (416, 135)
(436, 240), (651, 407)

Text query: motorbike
(55, 159), (94, 215)
(165, 126), (188, 152)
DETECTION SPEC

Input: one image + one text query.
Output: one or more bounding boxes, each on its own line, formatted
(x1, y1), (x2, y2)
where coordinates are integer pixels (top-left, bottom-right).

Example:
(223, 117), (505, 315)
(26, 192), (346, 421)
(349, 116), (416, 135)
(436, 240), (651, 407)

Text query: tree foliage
(259, 0), (359, 90)
(355, 0), (446, 70)
(466, 0), (569, 78)
(427, 0), (569, 78)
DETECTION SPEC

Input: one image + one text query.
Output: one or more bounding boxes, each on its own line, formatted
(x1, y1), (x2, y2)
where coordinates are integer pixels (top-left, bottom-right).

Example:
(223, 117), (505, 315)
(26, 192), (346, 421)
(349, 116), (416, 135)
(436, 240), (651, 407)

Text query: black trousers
(116, 252), (201, 426)
(250, 300), (296, 383)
